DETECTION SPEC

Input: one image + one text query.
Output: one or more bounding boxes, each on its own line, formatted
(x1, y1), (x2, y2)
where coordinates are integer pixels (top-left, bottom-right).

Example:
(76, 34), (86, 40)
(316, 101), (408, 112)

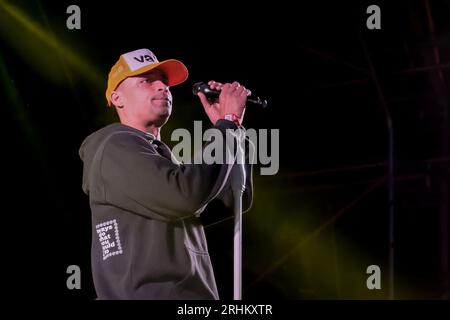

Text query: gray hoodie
(79, 120), (253, 299)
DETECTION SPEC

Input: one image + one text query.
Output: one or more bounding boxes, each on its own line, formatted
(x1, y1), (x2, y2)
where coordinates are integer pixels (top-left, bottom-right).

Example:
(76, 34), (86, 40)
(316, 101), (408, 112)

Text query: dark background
(1, 0), (449, 300)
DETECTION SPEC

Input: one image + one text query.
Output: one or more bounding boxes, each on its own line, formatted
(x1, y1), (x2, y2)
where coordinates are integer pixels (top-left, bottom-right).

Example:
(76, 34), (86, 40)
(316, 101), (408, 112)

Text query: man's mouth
(153, 97), (170, 102)
(153, 97), (171, 109)
(153, 97), (170, 101)
(153, 94), (169, 100)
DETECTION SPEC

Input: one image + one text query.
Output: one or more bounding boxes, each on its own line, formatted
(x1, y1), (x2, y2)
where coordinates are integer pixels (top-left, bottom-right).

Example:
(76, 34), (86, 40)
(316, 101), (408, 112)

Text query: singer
(79, 48), (254, 300)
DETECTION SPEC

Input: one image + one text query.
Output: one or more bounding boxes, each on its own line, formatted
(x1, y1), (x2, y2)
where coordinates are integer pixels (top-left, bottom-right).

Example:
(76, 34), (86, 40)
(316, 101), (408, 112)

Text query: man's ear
(110, 90), (124, 108)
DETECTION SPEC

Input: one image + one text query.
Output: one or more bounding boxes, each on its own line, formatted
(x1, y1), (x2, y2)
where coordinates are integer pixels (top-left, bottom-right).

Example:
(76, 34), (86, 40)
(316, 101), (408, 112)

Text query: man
(79, 48), (253, 299)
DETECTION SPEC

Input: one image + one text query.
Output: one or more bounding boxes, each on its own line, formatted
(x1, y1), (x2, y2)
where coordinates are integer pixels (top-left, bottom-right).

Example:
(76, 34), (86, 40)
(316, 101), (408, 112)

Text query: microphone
(192, 82), (268, 108)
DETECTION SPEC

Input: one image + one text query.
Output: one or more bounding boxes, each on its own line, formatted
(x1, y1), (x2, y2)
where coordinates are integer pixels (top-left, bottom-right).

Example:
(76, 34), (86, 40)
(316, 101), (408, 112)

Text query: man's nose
(155, 80), (169, 91)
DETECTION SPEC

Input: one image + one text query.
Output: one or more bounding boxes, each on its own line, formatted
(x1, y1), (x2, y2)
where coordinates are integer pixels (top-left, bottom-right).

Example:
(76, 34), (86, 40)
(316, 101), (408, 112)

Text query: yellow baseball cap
(105, 48), (188, 106)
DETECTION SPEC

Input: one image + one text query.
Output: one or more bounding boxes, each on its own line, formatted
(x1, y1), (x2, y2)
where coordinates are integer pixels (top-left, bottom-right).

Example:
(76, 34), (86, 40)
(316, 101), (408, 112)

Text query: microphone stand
(231, 138), (246, 300)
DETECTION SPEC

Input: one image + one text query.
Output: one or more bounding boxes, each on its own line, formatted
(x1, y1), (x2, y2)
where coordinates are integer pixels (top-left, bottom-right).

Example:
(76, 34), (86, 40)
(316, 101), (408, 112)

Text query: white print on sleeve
(95, 219), (123, 261)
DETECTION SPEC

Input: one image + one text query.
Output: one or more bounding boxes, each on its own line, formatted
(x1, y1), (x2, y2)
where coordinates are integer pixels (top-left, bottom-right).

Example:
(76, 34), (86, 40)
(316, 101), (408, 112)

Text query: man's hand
(197, 80), (251, 125)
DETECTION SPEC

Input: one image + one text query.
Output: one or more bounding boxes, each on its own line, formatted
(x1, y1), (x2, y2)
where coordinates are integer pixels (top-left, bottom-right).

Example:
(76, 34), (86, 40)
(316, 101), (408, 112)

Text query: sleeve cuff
(214, 119), (240, 130)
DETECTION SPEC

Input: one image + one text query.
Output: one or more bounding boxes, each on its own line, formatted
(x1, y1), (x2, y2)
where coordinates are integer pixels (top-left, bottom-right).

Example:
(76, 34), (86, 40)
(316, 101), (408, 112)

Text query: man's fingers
(209, 81), (249, 96)
(208, 80), (224, 90)
(222, 82), (239, 94)
(222, 83), (232, 93)
(236, 85), (248, 95)
(239, 89), (248, 97)
(209, 80), (248, 92)
(197, 92), (211, 108)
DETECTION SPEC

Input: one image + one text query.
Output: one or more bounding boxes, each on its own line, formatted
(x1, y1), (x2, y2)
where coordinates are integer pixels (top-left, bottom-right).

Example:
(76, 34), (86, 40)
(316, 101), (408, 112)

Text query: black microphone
(192, 82), (268, 108)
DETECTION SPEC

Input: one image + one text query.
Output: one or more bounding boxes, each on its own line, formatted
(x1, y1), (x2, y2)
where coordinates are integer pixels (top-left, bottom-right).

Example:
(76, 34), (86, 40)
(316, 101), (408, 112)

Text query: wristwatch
(224, 113), (241, 125)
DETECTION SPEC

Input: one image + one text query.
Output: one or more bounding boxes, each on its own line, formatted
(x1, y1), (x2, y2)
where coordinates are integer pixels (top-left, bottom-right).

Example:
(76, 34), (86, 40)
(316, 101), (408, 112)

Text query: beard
(151, 102), (172, 127)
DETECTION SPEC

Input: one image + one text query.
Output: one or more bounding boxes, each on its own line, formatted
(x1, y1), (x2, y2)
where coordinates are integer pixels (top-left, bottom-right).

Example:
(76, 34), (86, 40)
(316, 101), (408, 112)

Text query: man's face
(114, 70), (173, 127)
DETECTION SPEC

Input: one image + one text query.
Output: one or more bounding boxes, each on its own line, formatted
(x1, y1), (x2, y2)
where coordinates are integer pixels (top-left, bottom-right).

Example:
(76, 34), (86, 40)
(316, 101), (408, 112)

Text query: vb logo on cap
(106, 48), (188, 106)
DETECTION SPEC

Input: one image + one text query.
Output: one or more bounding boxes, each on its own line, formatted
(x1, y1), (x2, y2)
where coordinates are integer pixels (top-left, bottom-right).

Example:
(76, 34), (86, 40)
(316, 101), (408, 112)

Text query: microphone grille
(192, 82), (207, 95)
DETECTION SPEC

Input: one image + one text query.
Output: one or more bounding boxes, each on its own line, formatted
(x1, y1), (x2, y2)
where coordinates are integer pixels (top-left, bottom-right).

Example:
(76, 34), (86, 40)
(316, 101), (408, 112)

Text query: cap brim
(127, 59), (188, 87)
